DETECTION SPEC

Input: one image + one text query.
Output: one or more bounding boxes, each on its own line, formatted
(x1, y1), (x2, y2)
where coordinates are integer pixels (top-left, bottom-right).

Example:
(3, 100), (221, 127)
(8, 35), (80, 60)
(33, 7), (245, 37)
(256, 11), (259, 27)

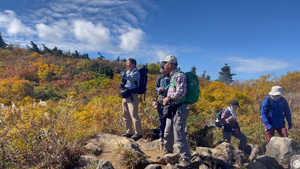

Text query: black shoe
(131, 134), (142, 141)
(121, 133), (133, 138)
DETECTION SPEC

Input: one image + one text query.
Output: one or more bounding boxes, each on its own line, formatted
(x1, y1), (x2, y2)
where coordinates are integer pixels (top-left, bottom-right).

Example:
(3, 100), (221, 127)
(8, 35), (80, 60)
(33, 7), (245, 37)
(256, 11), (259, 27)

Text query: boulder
(84, 143), (102, 156)
(96, 133), (130, 150)
(265, 137), (300, 165)
(254, 155), (284, 169)
(244, 144), (263, 162)
(165, 163), (177, 169)
(246, 162), (267, 169)
(289, 155), (300, 169)
(144, 164), (162, 169)
(157, 153), (181, 165)
(97, 160), (114, 169)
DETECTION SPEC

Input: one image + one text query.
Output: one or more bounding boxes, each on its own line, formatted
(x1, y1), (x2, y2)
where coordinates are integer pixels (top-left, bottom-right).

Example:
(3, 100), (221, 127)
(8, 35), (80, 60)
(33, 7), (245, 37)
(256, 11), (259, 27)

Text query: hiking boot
(175, 157), (191, 168)
(131, 134), (142, 141)
(156, 150), (172, 159)
(121, 133), (133, 138)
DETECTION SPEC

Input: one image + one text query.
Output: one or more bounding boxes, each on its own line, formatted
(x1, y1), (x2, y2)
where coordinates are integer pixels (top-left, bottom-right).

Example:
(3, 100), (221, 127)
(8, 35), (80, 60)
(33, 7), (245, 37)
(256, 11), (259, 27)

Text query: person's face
(164, 62), (172, 73)
(126, 61), (135, 71)
(230, 105), (238, 111)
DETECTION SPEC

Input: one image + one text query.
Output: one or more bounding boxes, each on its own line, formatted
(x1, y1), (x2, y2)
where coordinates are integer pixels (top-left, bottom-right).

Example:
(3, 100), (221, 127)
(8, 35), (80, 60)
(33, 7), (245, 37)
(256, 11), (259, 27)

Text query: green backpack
(168, 71), (200, 104)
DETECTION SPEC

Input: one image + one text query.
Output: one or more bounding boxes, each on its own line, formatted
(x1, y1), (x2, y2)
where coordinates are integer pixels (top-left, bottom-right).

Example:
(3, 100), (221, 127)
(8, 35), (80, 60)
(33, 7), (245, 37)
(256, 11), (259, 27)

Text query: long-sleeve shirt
(261, 96), (292, 129)
(220, 107), (237, 125)
(120, 68), (140, 90)
(167, 68), (188, 104)
(155, 74), (170, 97)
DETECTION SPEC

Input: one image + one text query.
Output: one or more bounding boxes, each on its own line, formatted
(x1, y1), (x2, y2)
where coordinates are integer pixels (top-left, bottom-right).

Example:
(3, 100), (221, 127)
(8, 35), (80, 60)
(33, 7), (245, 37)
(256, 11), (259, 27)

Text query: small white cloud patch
(119, 28), (144, 51)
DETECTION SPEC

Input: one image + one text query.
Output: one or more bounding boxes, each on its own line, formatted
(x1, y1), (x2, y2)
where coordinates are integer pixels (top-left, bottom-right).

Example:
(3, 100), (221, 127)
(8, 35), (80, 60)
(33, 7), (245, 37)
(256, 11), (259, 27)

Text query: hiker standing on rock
(155, 62), (170, 146)
(261, 86), (292, 142)
(220, 100), (247, 152)
(160, 55), (191, 168)
(116, 58), (143, 141)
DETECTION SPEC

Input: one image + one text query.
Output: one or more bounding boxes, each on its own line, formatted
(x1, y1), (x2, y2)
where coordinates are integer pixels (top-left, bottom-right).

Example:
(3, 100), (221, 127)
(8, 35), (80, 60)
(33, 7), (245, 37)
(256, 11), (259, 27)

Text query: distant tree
(52, 46), (58, 52)
(206, 74), (211, 81)
(72, 50), (80, 58)
(201, 70), (206, 78)
(218, 63), (236, 85)
(190, 66), (197, 75)
(0, 32), (7, 48)
(98, 52), (105, 59)
(81, 53), (90, 60)
(116, 56), (120, 62)
(148, 63), (160, 74)
(27, 41), (41, 54)
(42, 44), (53, 54)
(121, 58), (127, 62)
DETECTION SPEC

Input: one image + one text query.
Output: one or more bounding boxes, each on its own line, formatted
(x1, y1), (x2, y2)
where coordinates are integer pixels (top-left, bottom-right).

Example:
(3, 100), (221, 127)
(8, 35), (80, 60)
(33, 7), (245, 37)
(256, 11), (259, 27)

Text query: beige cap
(162, 55), (177, 64)
(269, 86), (285, 96)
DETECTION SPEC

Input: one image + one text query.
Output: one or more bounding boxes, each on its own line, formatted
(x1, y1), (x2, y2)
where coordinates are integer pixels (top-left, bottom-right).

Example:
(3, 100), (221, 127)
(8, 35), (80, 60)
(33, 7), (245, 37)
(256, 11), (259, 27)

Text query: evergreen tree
(121, 58), (127, 62)
(72, 50), (80, 58)
(116, 56), (120, 62)
(27, 41), (41, 54)
(98, 52), (105, 59)
(206, 74), (211, 81)
(190, 66), (197, 75)
(81, 53), (90, 60)
(0, 32), (7, 48)
(201, 70), (206, 78)
(218, 63), (236, 85)
(42, 44), (53, 54)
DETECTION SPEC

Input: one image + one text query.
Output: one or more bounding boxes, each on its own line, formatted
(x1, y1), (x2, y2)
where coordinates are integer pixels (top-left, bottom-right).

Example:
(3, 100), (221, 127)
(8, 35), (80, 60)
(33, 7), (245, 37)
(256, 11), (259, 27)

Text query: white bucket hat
(269, 86), (285, 96)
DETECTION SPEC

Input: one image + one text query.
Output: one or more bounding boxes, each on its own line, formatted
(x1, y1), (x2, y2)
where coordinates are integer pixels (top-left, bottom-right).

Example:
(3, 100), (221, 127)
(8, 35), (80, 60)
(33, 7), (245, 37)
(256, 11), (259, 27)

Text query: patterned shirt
(167, 68), (188, 104)
(220, 107), (237, 124)
(120, 68), (140, 90)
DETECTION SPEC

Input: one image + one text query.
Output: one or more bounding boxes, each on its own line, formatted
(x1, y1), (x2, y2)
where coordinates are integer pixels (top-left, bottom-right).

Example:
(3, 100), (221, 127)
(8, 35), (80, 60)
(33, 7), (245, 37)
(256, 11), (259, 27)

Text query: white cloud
(156, 51), (167, 61)
(228, 57), (290, 73)
(119, 27), (144, 51)
(73, 20), (111, 46)
(36, 21), (67, 42)
(0, 10), (34, 36)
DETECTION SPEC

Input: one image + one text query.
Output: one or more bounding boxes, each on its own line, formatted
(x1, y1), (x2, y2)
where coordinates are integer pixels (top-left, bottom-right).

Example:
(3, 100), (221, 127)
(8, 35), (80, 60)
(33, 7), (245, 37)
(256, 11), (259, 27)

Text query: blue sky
(0, 0), (300, 81)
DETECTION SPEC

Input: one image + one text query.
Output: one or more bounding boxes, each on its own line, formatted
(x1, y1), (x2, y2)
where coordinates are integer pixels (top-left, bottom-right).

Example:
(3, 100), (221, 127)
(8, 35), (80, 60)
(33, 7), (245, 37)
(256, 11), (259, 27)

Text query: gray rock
(165, 163), (177, 169)
(245, 144), (263, 162)
(123, 142), (145, 157)
(246, 162), (267, 169)
(289, 155), (300, 169)
(137, 138), (163, 151)
(254, 155), (284, 169)
(196, 142), (246, 166)
(84, 143), (102, 156)
(96, 133), (130, 150)
(97, 159), (114, 169)
(265, 136), (300, 165)
(157, 153), (181, 165)
(144, 164), (162, 169)
(199, 163), (209, 169)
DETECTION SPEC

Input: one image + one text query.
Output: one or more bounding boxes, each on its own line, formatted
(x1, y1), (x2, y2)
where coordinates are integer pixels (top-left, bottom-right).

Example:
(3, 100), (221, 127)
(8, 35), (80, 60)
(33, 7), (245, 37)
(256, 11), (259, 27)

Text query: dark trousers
(157, 102), (167, 139)
(223, 130), (247, 151)
(266, 125), (288, 142)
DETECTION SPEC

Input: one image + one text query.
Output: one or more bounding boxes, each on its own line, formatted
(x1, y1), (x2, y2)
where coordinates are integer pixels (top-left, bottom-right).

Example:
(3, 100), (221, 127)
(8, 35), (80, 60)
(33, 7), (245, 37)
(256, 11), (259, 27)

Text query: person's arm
(220, 110), (235, 124)
(261, 99), (272, 130)
(155, 75), (161, 93)
(121, 70), (140, 82)
(283, 98), (292, 129)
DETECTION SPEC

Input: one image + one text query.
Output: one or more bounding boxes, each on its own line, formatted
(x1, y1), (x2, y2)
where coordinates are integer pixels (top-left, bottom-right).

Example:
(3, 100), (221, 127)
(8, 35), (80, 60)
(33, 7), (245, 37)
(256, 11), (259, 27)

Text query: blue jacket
(260, 96), (292, 130)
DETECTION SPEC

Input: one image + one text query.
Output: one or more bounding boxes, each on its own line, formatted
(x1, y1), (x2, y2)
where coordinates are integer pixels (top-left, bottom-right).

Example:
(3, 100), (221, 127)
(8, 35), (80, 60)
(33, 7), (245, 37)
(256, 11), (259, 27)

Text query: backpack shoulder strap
(170, 71), (183, 88)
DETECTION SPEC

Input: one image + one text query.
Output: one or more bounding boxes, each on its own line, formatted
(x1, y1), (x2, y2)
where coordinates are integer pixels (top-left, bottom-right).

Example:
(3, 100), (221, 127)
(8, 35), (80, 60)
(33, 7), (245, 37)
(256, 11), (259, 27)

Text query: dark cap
(159, 62), (166, 73)
(229, 100), (239, 107)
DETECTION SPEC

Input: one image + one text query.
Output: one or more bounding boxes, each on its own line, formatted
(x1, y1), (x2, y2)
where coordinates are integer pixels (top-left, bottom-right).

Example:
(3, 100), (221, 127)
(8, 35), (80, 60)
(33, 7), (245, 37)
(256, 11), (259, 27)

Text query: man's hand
(289, 123), (293, 130)
(163, 97), (169, 106)
(158, 87), (164, 92)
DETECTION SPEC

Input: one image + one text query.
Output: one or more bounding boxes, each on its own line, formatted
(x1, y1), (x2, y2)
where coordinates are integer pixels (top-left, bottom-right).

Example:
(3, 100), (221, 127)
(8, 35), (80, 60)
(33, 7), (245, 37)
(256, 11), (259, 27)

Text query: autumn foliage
(0, 47), (300, 168)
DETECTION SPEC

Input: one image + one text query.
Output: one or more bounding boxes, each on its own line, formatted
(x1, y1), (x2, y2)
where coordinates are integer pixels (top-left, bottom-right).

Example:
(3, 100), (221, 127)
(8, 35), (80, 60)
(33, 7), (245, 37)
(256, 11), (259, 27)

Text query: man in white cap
(261, 86), (292, 142)
(159, 55), (191, 168)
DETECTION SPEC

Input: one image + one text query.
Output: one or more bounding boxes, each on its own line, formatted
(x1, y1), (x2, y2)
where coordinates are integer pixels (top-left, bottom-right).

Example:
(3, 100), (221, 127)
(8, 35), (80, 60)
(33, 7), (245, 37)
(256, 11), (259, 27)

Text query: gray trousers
(164, 103), (191, 159)
(223, 130), (247, 151)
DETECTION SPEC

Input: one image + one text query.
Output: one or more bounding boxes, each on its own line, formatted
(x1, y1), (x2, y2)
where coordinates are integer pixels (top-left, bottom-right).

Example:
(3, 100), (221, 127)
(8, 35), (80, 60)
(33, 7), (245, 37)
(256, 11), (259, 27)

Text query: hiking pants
(223, 130), (247, 151)
(266, 125), (288, 142)
(122, 93), (142, 135)
(164, 104), (191, 160)
(157, 102), (167, 139)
